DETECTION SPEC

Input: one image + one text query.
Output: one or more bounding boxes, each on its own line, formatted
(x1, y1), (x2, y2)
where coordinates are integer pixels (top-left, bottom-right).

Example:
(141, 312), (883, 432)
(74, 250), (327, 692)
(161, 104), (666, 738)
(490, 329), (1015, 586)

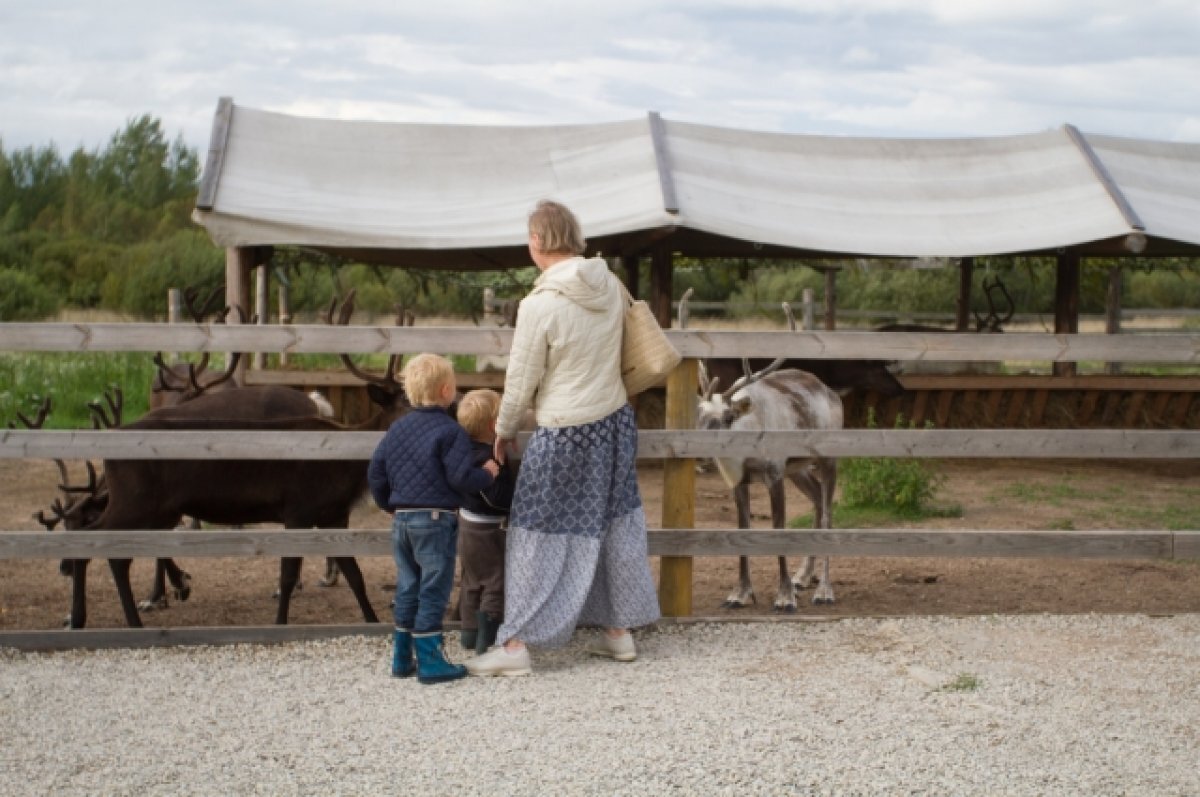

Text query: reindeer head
(691, 297), (793, 432)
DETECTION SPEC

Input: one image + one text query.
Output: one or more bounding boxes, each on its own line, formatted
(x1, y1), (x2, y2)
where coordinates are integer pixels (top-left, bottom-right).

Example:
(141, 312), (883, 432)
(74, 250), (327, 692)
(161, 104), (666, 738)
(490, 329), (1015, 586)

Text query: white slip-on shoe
(465, 644), (532, 677)
(586, 631), (636, 662)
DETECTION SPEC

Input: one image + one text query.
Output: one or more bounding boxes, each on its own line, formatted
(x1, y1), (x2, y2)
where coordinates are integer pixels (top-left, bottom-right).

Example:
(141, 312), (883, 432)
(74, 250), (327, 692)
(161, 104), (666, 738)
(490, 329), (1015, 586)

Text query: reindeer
(686, 296), (842, 610)
(63, 292), (408, 629)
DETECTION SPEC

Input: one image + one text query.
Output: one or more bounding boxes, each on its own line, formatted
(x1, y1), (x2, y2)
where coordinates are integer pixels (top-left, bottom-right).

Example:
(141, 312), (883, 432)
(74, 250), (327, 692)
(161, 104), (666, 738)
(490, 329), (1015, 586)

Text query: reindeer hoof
(812, 594), (836, 605)
(772, 604), (798, 614)
(137, 598), (168, 612)
(317, 576), (338, 588)
(174, 572), (192, 602)
(721, 599), (749, 609)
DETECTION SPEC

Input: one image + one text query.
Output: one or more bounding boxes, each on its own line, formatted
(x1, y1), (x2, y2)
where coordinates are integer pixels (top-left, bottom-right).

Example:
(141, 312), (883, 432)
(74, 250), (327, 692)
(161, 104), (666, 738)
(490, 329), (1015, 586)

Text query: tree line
(2, 116), (1198, 324)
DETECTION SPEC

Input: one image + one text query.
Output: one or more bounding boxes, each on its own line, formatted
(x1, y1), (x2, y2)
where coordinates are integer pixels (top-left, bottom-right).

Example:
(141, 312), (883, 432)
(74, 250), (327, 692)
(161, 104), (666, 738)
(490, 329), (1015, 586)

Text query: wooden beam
(225, 247), (254, 385)
(1, 528), (1186, 562)
(1054, 254), (1080, 377)
(956, 256), (974, 331)
(1106, 265), (1123, 375)
(823, 269), (837, 331)
(5, 324), (1200, 363)
(7, 429), (1200, 461)
(650, 244), (673, 328)
(658, 359), (698, 617)
(194, 96), (233, 211)
(0, 624), (390, 652)
(647, 111), (679, 214)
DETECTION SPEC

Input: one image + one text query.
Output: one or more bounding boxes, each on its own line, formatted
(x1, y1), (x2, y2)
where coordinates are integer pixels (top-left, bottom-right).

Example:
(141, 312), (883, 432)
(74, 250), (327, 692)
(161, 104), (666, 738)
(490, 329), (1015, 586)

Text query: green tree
(0, 267), (59, 320)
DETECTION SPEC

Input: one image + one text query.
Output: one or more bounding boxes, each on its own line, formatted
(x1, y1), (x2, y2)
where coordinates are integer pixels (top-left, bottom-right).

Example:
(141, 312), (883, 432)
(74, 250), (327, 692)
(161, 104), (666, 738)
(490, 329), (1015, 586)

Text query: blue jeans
(391, 510), (459, 633)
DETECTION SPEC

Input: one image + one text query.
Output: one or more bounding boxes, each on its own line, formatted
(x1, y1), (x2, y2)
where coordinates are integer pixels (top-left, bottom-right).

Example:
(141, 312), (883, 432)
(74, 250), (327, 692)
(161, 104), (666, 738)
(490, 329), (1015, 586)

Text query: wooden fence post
(167, 288), (182, 363)
(658, 358), (697, 617)
(278, 281), (291, 368)
(225, 247), (253, 385)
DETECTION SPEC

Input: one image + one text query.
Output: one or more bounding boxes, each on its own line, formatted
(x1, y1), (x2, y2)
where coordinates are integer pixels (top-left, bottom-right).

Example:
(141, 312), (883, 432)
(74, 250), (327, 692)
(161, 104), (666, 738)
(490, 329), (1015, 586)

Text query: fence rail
(3, 528), (1196, 561)
(4, 429), (1200, 460)
(4, 320), (1200, 644)
(4, 323), (1200, 362)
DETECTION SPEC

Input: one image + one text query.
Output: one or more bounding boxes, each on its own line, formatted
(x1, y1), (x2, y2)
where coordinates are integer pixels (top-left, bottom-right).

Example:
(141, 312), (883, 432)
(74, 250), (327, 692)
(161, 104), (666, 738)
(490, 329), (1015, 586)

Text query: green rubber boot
(476, 611), (501, 655)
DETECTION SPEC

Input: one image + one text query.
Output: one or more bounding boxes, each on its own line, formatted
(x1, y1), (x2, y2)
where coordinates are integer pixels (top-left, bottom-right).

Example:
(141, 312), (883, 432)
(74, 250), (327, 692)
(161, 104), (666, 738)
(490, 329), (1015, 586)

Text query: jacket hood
(532, 256), (618, 311)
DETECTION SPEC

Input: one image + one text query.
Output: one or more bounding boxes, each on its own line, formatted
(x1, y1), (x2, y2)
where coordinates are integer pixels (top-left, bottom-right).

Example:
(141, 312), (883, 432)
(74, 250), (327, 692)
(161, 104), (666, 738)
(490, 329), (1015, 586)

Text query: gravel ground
(2, 614), (1198, 796)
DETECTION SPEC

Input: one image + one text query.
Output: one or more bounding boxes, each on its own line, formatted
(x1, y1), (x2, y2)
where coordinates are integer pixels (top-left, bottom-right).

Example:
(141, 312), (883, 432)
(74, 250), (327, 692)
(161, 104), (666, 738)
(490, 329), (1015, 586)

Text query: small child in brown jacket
(454, 389), (517, 654)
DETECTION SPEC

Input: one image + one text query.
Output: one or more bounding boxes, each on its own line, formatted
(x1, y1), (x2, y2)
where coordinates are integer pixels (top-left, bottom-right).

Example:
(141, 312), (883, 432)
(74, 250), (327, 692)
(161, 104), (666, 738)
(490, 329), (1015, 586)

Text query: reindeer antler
(679, 289), (721, 400)
(974, 276), (1015, 333)
(327, 290), (404, 390)
(719, 304), (791, 401)
(88, 387), (124, 430)
(7, 396), (52, 430)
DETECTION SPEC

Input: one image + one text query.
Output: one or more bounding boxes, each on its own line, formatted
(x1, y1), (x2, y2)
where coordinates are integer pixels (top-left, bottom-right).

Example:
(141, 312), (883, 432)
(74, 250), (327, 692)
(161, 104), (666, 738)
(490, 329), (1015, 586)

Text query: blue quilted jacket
(368, 406), (495, 511)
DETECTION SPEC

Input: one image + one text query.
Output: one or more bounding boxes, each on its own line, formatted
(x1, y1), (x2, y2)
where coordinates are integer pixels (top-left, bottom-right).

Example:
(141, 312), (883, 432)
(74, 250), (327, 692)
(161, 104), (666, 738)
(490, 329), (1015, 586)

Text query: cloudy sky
(2, 0), (1198, 153)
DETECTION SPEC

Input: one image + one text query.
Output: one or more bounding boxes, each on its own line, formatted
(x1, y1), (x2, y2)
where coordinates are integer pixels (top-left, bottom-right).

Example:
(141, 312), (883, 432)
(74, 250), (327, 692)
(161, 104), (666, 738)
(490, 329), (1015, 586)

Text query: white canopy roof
(193, 99), (1200, 267)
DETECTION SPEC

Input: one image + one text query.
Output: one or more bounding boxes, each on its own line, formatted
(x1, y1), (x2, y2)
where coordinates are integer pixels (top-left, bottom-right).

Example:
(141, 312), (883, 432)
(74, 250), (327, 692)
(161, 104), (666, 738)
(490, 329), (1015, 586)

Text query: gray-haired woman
(465, 200), (660, 676)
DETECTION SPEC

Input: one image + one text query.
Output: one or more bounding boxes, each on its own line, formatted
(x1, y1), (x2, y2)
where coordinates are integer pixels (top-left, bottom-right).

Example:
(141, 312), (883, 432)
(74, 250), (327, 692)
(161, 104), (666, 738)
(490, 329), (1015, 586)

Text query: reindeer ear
(731, 395), (754, 417)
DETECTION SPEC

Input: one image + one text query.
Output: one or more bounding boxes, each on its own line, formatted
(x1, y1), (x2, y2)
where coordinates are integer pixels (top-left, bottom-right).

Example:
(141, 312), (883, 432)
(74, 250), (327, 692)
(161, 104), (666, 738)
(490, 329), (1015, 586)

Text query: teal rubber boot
(413, 632), (468, 685)
(391, 628), (415, 678)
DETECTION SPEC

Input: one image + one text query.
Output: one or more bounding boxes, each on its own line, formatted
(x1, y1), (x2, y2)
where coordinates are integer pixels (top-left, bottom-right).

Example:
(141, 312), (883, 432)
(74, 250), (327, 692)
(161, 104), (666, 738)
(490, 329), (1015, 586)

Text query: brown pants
(456, 515), (506, 631)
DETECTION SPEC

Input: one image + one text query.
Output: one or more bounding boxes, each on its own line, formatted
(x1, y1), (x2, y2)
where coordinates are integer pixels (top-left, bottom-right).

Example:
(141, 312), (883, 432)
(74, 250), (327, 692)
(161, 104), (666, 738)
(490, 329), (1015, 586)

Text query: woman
(465, 200), (661, 677)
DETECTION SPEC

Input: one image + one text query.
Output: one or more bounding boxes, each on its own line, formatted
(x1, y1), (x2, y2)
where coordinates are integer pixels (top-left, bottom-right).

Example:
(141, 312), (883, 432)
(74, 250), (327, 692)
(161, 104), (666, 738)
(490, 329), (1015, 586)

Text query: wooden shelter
(192, 98), (1200, 351)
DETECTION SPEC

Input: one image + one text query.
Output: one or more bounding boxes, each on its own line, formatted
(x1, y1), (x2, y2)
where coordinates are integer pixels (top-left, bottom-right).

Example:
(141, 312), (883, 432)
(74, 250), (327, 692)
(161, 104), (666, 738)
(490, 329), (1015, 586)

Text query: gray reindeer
(687, 297), (842, 611)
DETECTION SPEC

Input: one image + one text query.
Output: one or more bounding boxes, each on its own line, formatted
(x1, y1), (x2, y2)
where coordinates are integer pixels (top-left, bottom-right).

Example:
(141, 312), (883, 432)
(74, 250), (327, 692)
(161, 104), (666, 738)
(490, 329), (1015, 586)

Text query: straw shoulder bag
(618, 282), (681, 396)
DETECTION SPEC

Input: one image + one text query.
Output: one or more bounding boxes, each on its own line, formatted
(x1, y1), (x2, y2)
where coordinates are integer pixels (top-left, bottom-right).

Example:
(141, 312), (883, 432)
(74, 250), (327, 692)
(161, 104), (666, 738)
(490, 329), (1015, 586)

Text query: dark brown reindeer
(686, 296), (842, 611)
(65, 292), (408, 629)
(150, 291), (345, 598)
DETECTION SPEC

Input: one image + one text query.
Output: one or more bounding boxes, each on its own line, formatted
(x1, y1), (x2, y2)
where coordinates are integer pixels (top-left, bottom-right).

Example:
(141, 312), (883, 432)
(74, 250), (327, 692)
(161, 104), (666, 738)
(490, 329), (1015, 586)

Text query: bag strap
(616, 278), (635, 307)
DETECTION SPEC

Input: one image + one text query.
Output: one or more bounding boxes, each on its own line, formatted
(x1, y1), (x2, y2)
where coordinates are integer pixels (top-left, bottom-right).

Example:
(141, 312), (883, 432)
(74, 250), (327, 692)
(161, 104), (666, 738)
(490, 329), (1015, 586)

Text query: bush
(838, 410), (945, 516)
(0, 267), (59, 320)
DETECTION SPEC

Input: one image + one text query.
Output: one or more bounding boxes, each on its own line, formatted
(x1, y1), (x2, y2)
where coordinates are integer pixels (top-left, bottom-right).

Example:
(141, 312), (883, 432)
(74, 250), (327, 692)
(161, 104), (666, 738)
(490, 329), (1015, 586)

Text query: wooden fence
(2, 322), (1199, 648)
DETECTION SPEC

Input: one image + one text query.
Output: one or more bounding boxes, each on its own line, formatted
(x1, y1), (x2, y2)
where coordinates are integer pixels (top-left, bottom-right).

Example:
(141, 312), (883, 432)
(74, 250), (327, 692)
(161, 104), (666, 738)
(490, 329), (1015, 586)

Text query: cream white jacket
(496, 256), (628, 437)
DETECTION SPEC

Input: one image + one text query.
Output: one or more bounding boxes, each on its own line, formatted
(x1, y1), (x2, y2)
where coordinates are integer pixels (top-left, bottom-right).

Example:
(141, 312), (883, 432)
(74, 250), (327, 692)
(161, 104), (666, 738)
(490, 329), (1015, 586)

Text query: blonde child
(368, 354), (499, 684)
(454, 389), (517, 654)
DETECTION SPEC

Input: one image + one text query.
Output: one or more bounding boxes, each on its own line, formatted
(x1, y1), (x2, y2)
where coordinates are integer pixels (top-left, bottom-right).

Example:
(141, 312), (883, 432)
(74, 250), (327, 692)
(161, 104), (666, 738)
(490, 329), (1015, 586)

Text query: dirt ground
(1, 457), (1198, 631)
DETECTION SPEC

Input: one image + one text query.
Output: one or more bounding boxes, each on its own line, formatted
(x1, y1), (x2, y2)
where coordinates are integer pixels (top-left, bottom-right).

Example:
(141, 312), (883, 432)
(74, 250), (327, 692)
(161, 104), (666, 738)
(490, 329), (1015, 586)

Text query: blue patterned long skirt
(497, 404), (661, 648)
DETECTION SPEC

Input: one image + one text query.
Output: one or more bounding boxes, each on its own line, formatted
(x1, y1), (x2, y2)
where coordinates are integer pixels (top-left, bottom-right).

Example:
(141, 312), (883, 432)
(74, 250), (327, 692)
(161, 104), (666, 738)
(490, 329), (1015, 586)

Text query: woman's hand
(494, 436), (516, 465)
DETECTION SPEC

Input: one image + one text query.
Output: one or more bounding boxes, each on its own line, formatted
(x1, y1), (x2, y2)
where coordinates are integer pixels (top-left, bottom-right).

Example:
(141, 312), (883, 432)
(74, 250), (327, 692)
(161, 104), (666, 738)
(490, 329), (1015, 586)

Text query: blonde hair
(457, 389), (501, 440)
(528, 200), (586, 256)
(401, 353), (455, 407)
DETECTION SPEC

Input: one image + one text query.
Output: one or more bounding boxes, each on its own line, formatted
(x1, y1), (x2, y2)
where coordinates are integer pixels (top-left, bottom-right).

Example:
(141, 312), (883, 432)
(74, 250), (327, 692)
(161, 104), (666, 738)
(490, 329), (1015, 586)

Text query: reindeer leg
(768, 478), (797, 613)
(318, 557), (340, 588)
(107, 558), (144, 628)
(275, 557), (304, 624)
(163, 558), (192, 602)
(66, 559), (89, 629)
(139, 559), (170, 612)
(722, 482), (757, 608)
(333, 557), (378, 623)
(810, 461), (838, 605)
(788, 469), (823, 591)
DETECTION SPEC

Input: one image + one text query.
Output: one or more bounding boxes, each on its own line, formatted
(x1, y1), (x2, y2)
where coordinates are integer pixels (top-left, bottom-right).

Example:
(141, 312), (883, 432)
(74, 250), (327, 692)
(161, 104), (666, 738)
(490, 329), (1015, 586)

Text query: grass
(940, 673), (982, 692)
(789, 502), (963, 529)
(988, 477), (1200, 531)
(0, 351), (483, 430)
(0, 352), (156, 428)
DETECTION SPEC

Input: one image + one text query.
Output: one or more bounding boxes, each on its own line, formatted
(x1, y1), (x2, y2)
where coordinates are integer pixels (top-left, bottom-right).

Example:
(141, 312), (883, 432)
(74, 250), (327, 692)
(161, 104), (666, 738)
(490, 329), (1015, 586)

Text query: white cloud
(0, 0), (1198, 152)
